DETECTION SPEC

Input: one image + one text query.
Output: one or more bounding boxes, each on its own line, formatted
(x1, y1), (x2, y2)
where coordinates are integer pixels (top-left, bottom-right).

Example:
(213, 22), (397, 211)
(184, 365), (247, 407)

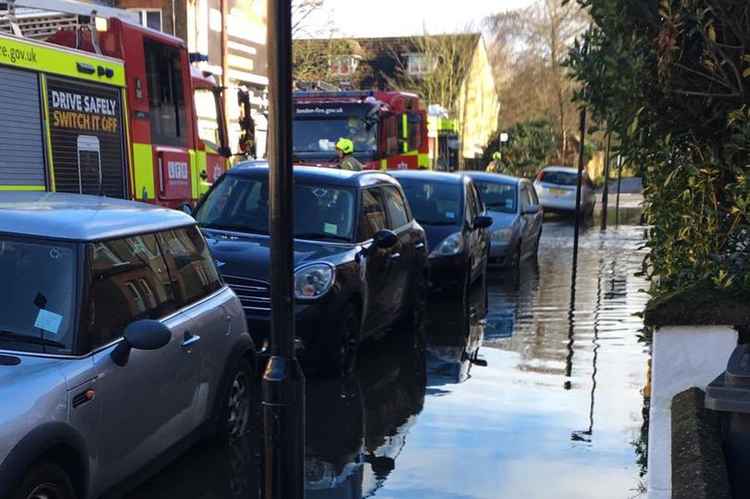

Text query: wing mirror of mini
(373, 229), (399, 249)
(111, 320), (172, 367)
(473, 215), (493, 229)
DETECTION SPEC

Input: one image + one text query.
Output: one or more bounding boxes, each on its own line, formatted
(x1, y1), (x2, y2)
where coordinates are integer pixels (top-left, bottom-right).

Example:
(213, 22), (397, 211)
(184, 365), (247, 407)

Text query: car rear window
(540, 171), (578, 186)
(475, 181), (516, 214)
(0, 238), (76, 354)
(397, 179), (462, 226)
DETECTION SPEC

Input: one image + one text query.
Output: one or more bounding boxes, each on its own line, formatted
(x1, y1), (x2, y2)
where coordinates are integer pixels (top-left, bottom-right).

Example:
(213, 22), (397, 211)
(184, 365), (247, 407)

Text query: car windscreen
(196, 175), (356, 242)
(397, 179), (463, 226)
(0, 238), (76, 354)
(293, 118), (377, 155)
(474, 180), (517, 214)
(541, 170), (578, 186)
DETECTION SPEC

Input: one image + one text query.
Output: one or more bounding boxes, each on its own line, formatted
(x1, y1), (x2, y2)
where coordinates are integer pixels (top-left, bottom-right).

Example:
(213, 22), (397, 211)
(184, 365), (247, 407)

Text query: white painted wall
(647, 325), (738, 499)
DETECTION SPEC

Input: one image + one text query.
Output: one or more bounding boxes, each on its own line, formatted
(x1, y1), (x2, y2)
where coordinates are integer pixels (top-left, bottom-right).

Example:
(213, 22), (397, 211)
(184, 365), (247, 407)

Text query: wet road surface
(128, 208), (650, 499)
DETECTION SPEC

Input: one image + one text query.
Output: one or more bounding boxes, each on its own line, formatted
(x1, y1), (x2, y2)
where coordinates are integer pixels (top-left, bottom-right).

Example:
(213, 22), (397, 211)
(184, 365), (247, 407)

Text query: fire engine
(292, 90), (429, 170)
(0, 0), (230, 210)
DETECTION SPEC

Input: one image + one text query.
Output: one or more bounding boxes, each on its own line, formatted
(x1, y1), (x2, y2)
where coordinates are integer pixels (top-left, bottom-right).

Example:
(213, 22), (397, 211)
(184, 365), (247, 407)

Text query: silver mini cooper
(0, 193), (256, 499)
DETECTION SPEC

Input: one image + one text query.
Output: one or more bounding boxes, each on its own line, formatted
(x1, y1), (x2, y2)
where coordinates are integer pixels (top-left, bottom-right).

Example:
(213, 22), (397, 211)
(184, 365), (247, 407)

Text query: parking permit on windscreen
(324, 223), (338, 234)
(34, 310), (63, 336)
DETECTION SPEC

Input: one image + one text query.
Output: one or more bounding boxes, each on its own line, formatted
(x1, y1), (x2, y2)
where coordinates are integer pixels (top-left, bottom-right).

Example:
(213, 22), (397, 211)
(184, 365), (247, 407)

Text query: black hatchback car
(194, 163), (428, 374)
(390, 171), (492, 334)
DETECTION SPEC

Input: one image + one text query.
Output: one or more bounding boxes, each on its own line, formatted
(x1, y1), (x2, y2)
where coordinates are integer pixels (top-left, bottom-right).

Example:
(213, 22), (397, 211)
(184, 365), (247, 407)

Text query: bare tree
(383, 30), (478, 117)
(292, 37), (361, 86)
(486, 1), (587, 162)
(292, 0), (325, 37)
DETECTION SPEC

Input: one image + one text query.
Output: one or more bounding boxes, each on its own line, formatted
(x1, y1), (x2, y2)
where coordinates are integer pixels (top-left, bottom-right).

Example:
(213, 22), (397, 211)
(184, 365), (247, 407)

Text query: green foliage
(482, 120), (558, 178)
(567, 0), (750, 298)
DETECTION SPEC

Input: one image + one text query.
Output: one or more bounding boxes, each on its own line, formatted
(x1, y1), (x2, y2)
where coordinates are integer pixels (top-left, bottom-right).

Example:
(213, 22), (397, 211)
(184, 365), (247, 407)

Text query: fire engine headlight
(294, 263), (335, 300)
(430, 233), (464, 257)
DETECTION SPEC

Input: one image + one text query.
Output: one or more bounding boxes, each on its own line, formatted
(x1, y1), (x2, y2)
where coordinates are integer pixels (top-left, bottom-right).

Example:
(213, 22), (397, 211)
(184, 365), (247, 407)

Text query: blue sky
(300, 0), (535, 38)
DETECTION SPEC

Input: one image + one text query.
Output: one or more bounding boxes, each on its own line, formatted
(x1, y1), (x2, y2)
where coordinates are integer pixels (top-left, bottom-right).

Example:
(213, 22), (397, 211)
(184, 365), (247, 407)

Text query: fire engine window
(145, 40), (187, 147)
(194, 88), (220, 151)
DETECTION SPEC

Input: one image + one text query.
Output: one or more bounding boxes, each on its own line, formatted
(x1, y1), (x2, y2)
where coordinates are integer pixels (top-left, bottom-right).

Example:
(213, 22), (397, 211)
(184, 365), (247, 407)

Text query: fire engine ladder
(0, 0), (137, 51)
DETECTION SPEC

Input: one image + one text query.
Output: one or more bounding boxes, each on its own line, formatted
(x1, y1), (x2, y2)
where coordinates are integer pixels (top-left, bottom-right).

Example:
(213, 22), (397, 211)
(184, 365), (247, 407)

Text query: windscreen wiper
(0, 330), (66, 349)
(294, 233), (351, 242)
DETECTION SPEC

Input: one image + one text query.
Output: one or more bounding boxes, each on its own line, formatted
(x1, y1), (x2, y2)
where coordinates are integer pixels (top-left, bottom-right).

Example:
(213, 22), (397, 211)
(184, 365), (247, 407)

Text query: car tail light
(535, 171), (545, 182)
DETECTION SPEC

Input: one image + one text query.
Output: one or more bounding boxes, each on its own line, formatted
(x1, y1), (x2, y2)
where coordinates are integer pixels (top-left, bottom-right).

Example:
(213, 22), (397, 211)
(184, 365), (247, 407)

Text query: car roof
(229, 161), (400, 189)
(461, 171), (523, 185)
(542, 165), (579, 173)
(388, 170), (467, 185)
(0, 192), (195, 242)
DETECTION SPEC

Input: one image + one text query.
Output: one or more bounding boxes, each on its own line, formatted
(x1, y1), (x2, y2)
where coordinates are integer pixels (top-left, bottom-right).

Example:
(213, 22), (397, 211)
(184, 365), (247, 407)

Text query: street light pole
(263, 1), (305, 499)
(572, 107), (587, 265)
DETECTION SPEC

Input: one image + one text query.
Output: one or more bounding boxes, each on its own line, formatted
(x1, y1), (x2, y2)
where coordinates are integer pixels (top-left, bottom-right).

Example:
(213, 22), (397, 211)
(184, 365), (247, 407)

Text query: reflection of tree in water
(305, 338), (426, 499)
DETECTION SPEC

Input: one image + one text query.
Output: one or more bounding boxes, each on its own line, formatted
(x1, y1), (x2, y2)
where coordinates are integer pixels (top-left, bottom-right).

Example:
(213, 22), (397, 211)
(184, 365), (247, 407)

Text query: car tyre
(512, 241), (522, 270)
(460, 272), (472, 339)
(217, 358), (254, 442)
(13, 461), (75, 499)
(324, 302), (360, 377)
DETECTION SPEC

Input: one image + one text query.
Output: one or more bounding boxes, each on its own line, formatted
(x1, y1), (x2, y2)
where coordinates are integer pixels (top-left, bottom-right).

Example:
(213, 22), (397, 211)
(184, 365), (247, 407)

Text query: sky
(298, 0), (536, 38)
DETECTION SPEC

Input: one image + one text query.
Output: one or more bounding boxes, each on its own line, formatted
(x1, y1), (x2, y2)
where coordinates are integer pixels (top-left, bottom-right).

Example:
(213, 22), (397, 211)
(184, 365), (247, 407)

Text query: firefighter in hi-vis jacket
(336, 138), (363, 171)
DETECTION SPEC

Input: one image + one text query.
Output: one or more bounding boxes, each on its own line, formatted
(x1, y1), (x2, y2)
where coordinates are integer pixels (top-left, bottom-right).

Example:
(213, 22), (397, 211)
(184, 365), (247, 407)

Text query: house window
(406, 53), (434, 76)
(330, 55), (360, 77)
(130, 9), (163, 31)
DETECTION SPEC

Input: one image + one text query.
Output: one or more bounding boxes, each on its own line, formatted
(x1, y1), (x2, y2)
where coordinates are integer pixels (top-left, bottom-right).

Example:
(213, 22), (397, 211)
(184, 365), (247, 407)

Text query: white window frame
(329, 55), (361, 77)
(406, 53), (435, 76)
(129, 8), (163, 32)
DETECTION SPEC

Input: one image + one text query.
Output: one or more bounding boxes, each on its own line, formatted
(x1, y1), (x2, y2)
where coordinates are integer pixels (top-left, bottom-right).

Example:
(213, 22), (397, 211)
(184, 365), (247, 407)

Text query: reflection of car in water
(125, 435), (260, 499)
(426, 305), (486, 385)
(305, 339), (426, 498)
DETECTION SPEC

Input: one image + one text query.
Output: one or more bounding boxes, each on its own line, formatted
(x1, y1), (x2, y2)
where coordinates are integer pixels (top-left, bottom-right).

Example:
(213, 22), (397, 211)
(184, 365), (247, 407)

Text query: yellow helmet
(336, 137), (354, 155)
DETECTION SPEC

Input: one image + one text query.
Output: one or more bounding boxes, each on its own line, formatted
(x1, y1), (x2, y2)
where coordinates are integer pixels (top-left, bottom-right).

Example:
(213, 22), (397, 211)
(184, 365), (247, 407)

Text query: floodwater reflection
(126, 207), (650, 499)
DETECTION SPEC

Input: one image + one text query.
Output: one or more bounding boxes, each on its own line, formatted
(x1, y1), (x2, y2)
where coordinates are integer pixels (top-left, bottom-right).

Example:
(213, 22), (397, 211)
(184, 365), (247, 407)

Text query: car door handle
(389, 252), (401, 260)
(182, 332), (201, 348)
(415, 242), (425, 249)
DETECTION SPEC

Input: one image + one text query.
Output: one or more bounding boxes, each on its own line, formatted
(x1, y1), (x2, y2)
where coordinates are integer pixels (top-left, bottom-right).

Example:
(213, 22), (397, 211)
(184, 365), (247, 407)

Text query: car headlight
(491, 228), (513, 243)
(430, 232), (464, 257)
(294, 263), (335, 300)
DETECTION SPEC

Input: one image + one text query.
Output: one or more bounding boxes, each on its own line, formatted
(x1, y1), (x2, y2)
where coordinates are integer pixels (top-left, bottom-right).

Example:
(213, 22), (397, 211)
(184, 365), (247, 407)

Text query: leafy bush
(567, 0), (750, 298)
(482, 120), (558, 178)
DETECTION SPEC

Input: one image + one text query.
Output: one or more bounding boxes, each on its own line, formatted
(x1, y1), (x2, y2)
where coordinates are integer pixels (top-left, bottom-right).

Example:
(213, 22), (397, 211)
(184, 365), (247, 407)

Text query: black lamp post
(262, 1), (306, 498)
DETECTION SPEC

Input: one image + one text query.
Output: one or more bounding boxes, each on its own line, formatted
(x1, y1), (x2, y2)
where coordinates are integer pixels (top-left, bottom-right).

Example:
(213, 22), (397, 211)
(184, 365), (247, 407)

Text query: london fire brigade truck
(292, 90), (429, 170)
(0, 0), (230, 209)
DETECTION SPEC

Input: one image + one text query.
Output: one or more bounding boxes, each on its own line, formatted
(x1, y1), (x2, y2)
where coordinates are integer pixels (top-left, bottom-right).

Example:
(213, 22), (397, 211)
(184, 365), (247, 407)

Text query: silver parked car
(0, 193), (256, 499)
(533, 165), (595, 215)
(463, 172), (543, 268)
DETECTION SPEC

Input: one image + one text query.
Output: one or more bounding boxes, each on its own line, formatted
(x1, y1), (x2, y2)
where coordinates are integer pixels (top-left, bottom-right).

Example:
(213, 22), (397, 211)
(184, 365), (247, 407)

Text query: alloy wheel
(226, 371), (250, 439)
(25, 483), (62, 499)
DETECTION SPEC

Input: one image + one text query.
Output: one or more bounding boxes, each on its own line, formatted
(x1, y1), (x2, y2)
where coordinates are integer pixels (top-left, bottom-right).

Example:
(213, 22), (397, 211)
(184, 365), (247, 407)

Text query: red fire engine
(292, 90), (429, 170)
(1, 0), (230, 210)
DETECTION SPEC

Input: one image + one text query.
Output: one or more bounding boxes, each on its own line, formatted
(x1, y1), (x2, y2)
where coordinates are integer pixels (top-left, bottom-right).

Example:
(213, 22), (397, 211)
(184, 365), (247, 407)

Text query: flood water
(128, 207), (651, 499)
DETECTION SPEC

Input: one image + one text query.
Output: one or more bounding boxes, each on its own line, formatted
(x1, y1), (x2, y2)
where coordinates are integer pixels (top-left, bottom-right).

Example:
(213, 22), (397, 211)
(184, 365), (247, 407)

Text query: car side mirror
(473, 215), (493, 229)
(523, 205), (540, 215)
(373, 229), (398, 249)
(111, 320), (172, 367)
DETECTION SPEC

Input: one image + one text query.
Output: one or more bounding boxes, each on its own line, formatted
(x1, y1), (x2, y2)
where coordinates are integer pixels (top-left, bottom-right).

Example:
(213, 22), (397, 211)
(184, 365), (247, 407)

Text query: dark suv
(194, 163), (429, 374)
